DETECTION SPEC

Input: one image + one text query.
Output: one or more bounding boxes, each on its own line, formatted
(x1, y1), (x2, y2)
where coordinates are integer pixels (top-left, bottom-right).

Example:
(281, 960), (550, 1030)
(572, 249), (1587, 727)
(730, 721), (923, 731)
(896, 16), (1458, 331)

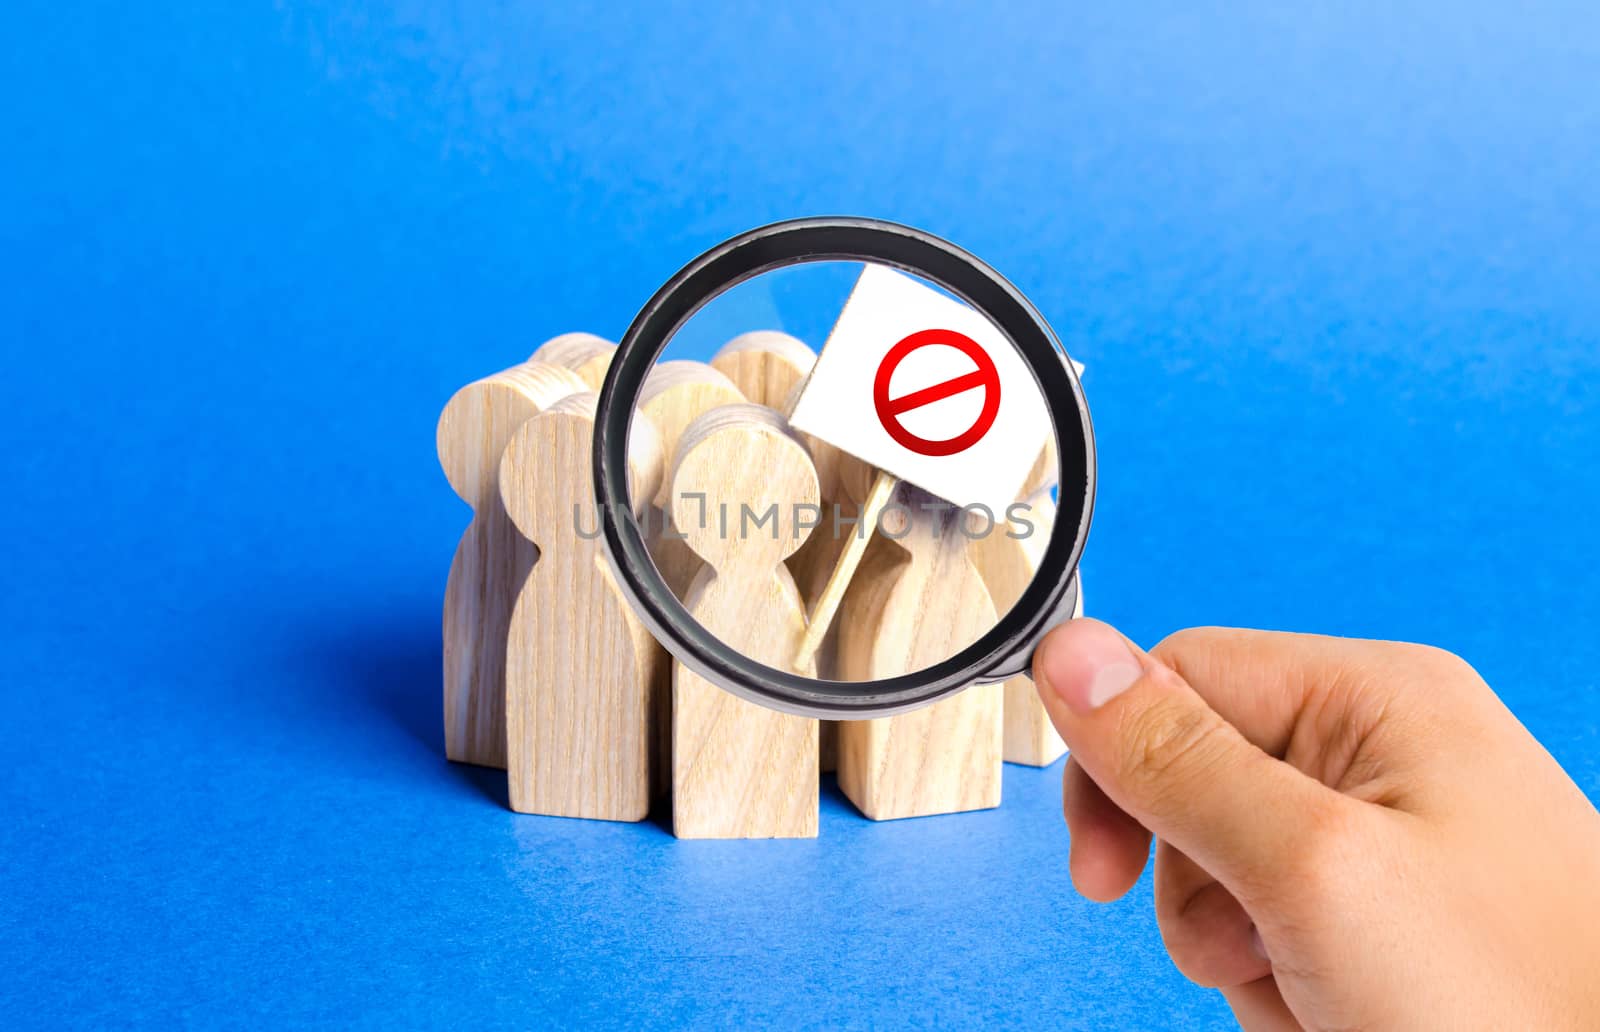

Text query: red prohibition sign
(873, 328), (1002, 457)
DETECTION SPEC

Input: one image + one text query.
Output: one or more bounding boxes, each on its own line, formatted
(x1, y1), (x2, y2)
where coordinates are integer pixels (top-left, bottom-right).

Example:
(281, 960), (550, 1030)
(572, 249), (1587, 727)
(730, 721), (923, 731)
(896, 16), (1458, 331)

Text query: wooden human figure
(637, 361), (746, 599)
(970, 488), (1068, 766)
(498, 392), (668, 820)
(968, 353), (1084, 766)
(834, 480), (1004, 820)
(436, 360), (588, 769)
(669, 404), (821, 838)
(529, 332), (616, 391)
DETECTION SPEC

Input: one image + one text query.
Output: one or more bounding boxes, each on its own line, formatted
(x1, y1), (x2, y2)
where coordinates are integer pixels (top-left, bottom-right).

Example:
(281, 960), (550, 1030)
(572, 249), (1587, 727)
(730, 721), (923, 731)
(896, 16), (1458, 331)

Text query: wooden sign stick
(792, 467), (897, 669)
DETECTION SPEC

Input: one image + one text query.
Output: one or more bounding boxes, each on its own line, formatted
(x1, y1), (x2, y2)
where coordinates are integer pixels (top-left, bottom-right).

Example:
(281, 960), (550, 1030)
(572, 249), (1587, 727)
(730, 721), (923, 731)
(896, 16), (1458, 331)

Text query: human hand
(1032, 619), (1600, 1030)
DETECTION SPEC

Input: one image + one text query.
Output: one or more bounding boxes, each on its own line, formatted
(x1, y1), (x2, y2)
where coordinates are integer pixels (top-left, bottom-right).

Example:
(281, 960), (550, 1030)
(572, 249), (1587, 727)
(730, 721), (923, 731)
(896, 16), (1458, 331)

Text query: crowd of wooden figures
(437, 331), (1075, 839)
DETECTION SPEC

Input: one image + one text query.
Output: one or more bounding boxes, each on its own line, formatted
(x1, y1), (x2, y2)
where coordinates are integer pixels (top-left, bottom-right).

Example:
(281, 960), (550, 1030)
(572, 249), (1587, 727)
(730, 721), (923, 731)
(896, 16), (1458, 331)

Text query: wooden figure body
(835, 483), (1003, 820)
(974, 352), (1083, 764)
(437, 360), (588, 768)
(786, 494), (859, 772)
(637, 360), (747, 598)
(668, 404), (821, 838)
(779, 379), (865, 771)
(529, 332), (616, 390)
(498, 392), (667, 821)
(785, 450), (874, 627)
(970, 489), (1068, 766)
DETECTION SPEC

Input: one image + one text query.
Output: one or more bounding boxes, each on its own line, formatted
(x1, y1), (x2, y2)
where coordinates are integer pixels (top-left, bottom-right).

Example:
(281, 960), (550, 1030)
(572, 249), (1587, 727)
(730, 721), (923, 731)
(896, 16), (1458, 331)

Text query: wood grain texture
(835, 484), (1003, 820)
(641, 504), (701, 602)
(638, 361), (747, 592)
(668, 404), (820, 838)
(997, 352), (1083, 761)
(970, 490), (1066, 767)
(781, 378), (850, 507)
(793, 469), (896, 669)
(499, 392), (668, 821)
(529, 332), (616, 390)
(437, 360), (589, 769)
(640, 361), (747, 504)
(783, 498), (860, 771)
(711, 331), (816, 409)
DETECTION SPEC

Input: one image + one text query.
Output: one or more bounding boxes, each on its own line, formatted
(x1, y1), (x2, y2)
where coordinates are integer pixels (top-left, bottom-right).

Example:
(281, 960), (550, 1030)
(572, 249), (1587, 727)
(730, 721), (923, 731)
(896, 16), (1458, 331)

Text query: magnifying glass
(593, 216), (1094, 720)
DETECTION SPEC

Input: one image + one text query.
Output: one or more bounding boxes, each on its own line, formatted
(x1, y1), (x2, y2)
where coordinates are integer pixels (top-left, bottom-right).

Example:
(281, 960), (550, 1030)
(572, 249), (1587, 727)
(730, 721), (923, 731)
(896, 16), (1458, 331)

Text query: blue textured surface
(4, 3), (1598, 1028)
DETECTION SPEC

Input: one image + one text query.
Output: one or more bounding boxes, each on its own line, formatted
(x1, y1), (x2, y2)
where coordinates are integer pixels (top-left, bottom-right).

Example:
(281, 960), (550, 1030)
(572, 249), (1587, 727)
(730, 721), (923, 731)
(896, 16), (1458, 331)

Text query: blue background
(4, 2), (1598, 1028)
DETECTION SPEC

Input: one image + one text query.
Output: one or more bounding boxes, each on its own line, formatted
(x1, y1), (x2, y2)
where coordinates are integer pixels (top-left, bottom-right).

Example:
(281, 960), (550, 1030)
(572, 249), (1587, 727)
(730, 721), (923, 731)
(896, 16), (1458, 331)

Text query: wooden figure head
(670, 404), (820, 572)
(638, 361), (746, 507)
(437, 361), (588, 510)
(710, 331), (817, 409)
(529, 332), (617, 391)
(498, 392), (664, 547)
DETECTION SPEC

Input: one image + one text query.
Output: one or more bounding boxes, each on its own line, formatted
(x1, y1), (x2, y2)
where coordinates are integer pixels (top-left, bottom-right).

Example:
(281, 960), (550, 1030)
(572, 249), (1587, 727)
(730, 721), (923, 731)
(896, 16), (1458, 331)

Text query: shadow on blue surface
(308, 601), (516, 810)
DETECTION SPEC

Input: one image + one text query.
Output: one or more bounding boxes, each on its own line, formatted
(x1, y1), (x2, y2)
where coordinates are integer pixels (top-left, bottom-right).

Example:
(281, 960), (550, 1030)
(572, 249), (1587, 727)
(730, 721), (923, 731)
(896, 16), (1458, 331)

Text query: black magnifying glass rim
(593, 216), (1095, 719)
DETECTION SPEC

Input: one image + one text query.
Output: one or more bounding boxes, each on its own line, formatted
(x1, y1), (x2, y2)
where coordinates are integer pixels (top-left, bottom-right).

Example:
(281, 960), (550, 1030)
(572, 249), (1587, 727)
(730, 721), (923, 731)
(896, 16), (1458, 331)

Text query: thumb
(1034, 618), (1338, 894)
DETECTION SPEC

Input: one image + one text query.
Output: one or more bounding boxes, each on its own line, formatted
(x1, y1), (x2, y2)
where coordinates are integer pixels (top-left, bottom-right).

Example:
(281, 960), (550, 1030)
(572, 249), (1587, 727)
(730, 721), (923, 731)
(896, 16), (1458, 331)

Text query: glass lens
(622, 259), (1062, 684)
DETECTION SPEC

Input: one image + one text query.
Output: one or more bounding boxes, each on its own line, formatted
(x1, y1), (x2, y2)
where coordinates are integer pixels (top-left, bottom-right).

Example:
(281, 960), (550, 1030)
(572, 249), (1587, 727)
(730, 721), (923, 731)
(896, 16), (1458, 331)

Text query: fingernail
(1038, 619), (1144, 715)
